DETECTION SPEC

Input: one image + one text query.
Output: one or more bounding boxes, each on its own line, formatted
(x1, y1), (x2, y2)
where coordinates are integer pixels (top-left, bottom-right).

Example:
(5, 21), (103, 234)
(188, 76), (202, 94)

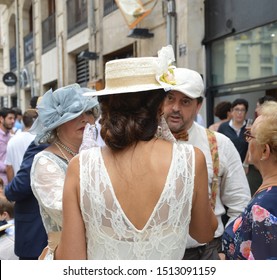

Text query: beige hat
(84, 45), (204, 98)
(85, 57), (165, 97)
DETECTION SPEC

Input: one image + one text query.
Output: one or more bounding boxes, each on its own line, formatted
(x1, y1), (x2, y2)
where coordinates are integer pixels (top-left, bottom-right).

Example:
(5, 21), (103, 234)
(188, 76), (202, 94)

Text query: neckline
(55, 142), (70, 163)
(98, 143), (176, 232)
(254, 184), (277, 196)
(40, 150), (69, 166)
(55, 139), (78, 157)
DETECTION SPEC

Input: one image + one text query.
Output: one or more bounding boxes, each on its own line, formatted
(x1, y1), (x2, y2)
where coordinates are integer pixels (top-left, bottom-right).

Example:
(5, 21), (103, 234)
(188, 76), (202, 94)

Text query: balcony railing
(9, 46), (17, 70)
(67, 0), (87, 36)
(24, 32), (34, 63)
(104, 0), (118, 16)
(42, 13), (56, 51)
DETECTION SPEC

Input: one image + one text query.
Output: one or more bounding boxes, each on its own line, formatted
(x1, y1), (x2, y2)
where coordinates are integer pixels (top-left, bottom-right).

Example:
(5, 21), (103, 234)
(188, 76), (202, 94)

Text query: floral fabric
(223, 186), (277, 260)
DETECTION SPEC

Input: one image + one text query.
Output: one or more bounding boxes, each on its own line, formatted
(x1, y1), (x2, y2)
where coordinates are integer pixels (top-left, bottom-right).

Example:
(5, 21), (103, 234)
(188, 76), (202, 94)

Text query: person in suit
(218, 98), (249, 162)
(4, 141), (48, 259)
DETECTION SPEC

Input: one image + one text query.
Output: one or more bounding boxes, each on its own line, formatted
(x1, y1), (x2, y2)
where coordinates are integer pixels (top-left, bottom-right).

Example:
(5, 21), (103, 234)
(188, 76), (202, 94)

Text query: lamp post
(15, 0), (21, 108)
(166, 0), (177, 60)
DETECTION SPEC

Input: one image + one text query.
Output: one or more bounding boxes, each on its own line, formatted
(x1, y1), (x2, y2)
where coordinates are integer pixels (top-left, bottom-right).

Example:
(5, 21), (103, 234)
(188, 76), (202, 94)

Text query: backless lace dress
(79, 142), (195, 259)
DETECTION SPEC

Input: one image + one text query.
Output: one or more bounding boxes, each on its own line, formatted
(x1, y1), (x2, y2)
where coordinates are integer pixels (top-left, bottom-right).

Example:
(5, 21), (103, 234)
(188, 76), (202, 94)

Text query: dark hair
(0, 107), (16, 119)
(99, 89), (166, 151)
(12, 107), (22, 117)
(231, 98), (248, 111)
(214, 101), (231, 120)
(23, 109), (38, 128)
(258, 95), (276, 105)
(196, 97), (204, 104)
(30, 96), (39, 109)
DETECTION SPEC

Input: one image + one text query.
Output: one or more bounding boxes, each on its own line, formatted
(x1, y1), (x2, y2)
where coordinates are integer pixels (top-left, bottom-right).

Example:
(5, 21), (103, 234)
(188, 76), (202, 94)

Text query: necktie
(173, 131), (189, 141)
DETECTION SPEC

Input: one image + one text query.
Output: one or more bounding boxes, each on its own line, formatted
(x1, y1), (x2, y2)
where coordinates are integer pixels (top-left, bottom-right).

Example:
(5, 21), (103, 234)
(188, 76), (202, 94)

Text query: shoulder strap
(206, 129), (219, 210)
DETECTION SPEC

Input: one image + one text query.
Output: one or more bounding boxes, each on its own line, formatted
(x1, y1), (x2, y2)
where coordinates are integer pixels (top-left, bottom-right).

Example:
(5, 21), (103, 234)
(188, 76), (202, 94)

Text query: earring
(155, 126), (162, 138)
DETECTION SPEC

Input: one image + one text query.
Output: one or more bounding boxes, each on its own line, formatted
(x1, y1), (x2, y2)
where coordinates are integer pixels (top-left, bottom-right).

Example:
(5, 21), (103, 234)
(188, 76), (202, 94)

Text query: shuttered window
(76, 55), (89, 86)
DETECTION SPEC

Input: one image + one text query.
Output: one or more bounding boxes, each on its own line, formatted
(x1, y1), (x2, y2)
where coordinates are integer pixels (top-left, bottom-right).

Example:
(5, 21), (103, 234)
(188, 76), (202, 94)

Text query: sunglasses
(244, 130), (255, 142)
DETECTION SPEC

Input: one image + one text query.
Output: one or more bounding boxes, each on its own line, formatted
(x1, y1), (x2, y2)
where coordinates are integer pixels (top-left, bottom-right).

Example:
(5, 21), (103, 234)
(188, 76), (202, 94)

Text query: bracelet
(243, 163), (249, 168)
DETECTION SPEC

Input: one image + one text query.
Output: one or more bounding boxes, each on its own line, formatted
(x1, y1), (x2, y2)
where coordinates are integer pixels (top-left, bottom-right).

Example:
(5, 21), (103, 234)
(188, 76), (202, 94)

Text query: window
(67, 0), (87, 36)
(211, 21), (277, 86)
(104, 0), (118, 16)
(76, 53), (89, 86)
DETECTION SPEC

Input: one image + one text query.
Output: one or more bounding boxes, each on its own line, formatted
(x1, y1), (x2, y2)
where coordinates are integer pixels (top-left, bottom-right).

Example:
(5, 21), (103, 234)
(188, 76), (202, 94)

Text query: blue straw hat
(30, 83), (99, 144)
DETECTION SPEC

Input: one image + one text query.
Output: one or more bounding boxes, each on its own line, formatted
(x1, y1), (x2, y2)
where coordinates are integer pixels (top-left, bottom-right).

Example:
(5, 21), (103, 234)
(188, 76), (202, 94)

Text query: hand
(218, 253), (226, 260)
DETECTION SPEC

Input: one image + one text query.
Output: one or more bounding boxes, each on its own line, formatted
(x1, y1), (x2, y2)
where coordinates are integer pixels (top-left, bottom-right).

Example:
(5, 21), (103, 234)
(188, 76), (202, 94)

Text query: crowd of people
(0, 45), (277, 260)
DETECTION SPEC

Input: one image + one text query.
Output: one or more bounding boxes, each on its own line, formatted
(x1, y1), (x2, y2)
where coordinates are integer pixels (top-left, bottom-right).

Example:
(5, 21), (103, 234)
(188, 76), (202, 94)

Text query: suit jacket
(5, 141), (48, 259)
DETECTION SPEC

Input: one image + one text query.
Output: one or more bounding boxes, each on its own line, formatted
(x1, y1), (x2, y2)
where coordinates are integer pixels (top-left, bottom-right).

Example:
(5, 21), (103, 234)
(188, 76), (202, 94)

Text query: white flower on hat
(156, 45), (176, 86)
(155, 45), (204, 99)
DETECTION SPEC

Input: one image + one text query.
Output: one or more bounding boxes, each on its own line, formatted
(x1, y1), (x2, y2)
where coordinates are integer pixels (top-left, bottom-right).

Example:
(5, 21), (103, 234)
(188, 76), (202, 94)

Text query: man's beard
(3, 122), (13, 131)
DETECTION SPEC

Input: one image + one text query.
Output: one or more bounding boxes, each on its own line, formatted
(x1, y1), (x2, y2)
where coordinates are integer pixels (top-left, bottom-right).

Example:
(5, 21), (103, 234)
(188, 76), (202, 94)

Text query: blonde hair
(255, 101), (277, 161)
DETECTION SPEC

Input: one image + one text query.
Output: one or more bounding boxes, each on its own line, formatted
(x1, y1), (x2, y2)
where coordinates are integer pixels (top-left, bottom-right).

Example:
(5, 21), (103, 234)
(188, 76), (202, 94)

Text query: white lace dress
(79, 142), (195, 260)
(31, 151), (68, 234)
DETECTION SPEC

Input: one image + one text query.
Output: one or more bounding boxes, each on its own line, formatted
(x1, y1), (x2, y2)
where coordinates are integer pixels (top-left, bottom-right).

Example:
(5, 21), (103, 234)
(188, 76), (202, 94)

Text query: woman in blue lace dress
(222, 101), (277, 260)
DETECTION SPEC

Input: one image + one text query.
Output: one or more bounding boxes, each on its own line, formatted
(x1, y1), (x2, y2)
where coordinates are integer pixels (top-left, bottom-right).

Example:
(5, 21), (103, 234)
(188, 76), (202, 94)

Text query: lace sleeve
(31, 151), (67, 232)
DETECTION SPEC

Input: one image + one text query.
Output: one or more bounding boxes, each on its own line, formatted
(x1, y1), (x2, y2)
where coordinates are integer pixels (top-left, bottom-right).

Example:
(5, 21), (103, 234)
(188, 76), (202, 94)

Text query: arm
(189, 147), (218, 243)
(31, 152), (67, 226)
(0, 161), (6, 173)
(5, 165), (14, 183)
(5, 140), (14, 182)
(5, 142), (48, 202)
(220, 138), (251, 224)
(55, 156), (86, 259)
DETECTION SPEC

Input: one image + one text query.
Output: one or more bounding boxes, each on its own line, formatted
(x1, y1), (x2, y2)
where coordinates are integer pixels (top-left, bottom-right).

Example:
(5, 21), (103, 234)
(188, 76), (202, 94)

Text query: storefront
(204, 0), (277, 125)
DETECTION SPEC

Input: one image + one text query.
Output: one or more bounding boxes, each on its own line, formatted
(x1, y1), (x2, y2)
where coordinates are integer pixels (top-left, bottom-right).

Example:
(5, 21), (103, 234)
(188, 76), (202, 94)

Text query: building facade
(1, 0), (277, 126)
(0, 0), (206, 116)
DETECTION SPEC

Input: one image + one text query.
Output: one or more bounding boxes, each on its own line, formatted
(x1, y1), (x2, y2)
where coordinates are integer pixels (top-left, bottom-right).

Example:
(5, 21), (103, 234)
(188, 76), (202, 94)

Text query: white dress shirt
(185, 122), (251, 248)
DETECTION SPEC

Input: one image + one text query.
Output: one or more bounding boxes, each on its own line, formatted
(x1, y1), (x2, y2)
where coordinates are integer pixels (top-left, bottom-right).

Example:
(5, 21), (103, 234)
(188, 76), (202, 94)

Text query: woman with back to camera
(30, 84), (99, 259)
(222, 101), (277, 259)
(55, 46), (217, 260)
